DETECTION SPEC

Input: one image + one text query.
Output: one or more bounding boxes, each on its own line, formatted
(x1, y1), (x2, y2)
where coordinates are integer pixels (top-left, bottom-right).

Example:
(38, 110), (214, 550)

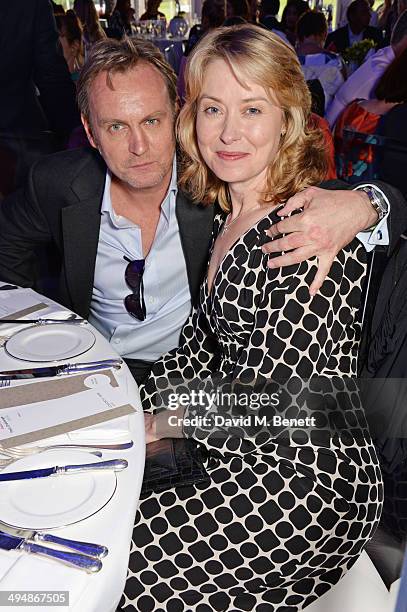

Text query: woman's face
(196, 59), (284, 194)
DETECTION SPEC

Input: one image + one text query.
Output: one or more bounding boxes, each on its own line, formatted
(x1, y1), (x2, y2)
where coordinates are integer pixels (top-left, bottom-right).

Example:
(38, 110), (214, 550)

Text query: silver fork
(0, 440), (133, 459)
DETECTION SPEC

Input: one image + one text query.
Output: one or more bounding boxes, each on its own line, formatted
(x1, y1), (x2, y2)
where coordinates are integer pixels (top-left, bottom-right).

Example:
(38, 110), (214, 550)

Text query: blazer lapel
(61, 152), (106, 318)
(176, 191), (216, 305)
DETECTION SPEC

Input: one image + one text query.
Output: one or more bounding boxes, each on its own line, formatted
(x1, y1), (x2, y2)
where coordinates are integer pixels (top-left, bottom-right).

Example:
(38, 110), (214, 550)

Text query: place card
(0, 370), (136, 448)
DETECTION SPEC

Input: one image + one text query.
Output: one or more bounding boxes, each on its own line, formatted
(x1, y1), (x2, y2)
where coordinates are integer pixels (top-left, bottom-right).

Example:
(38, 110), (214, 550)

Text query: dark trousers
(123, 358), (154, 386)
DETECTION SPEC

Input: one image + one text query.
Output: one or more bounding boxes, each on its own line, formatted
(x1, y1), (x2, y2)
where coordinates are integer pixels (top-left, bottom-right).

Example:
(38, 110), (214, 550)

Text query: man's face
(352, 1), (371, 30)
(82, 63), (176, 191)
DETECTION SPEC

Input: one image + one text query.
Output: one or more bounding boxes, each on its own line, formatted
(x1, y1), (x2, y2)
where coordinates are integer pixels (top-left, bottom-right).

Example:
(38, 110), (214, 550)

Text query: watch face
(362, 187), (387, 220)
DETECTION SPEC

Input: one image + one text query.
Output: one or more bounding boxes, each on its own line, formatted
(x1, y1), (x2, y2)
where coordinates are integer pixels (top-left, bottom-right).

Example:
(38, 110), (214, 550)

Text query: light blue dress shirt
(88, 159), (191, 361)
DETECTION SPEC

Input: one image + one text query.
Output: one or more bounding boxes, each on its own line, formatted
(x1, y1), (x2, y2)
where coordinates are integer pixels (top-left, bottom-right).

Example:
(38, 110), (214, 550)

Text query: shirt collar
(161, 155), (178, 224)
(101, 155), (178, 225)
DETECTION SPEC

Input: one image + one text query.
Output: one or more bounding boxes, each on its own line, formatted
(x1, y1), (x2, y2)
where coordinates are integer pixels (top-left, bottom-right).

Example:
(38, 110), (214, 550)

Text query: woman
(334, 46), (407, 183)
(55, 10), (84, 80)
(107, 0), (135, 37)
(73, 0), (106, 54)
(120, 25), (382, 612)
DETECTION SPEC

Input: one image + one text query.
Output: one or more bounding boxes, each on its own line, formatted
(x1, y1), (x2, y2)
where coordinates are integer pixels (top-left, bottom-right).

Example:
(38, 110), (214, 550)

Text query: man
(327, 10), (407, 127)
(0, 37), (405, 384)
(259, 0), (282, 30)
(325, 0), (384, 54)
(296, 10), (345, 112)
(258, 0), (291, 44)
(0, 0), (79, 195)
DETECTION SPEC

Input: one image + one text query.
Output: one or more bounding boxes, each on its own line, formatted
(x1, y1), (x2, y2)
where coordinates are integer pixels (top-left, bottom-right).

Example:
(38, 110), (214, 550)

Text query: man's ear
(81, 114), (98, 149)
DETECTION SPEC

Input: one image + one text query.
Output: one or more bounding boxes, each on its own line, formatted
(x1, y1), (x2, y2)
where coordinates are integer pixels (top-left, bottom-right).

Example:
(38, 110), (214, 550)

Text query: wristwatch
(356, 185), (389, 226)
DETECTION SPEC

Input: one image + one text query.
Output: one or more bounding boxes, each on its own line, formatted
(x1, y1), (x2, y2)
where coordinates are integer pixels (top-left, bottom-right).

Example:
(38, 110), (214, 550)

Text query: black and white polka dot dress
(119, 211), (383, 612)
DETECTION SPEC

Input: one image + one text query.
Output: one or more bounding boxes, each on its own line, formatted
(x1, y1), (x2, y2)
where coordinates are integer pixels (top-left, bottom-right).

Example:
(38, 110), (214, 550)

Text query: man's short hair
(259, 0), (280, 17)
(297, 10), (327, 41)
(391, 9), (407, 45)
(77, 37), (178, 125)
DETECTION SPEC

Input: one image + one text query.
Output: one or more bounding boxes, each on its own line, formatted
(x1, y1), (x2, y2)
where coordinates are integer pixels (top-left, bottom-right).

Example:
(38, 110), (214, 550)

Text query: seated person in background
(297, 11), (345, 113)
(139, 0), (166, 21)
(179, 0), (226, 103)
(73, 0), (106, 54)
(326, 10), (407, 127)
(184, 0), (225, 56)
(325, 0), (384, 54)
(56, 10), (85, 80)
(0, 0), (79, 195)
(224, 0), (252, 24)
(259, 0), (292, 44)
(108, 0), (135, 37)
(259, 0), (282, 30)
(334, 46), (407, 182)
(120, 24), (383, 612)
(281, 0), (309, 46)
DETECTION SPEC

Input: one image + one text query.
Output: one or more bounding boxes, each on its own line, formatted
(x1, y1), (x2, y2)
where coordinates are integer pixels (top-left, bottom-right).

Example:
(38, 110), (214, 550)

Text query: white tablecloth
(0, 287), (145, 612)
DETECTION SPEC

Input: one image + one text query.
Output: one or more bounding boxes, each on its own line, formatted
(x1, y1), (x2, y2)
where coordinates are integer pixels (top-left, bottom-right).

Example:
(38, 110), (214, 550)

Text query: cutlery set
(0, 453), (132, 572)
(0, 531), (104, 573)
(0, 309), (133, 574)
(0, 522), (108, 573)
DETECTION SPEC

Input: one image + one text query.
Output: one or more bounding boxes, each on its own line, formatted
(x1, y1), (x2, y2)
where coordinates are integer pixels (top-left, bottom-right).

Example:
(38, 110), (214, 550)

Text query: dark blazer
(0, 148), (406, 319)
(377, 104), (407, 200)
(0, 147), (216, 318)
(325, 25), (384, 54)
(0, 0), (79, 139)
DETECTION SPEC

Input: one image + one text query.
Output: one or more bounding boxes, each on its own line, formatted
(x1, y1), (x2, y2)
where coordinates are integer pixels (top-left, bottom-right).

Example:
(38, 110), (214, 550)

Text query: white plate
(0, 450), (117, 530)
(4, 324), (96, 362)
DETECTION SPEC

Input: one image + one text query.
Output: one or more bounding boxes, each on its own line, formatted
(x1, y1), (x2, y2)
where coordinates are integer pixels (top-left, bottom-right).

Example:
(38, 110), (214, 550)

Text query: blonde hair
(77, 37), (178, 126)
(177, 24), (327, 210)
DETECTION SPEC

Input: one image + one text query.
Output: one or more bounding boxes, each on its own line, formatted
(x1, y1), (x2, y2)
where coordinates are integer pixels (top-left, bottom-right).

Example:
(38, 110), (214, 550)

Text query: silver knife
(0, 358), (123, 379)
(0, 318), (85, 324)
(0, 531), (102, 572)
(0, 523), (108, 558)
(0, 458), (128, 481)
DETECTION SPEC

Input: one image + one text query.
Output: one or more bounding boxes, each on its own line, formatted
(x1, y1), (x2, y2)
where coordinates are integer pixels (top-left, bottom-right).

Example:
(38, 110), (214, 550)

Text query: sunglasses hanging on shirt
(124, 256), (146, 321)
